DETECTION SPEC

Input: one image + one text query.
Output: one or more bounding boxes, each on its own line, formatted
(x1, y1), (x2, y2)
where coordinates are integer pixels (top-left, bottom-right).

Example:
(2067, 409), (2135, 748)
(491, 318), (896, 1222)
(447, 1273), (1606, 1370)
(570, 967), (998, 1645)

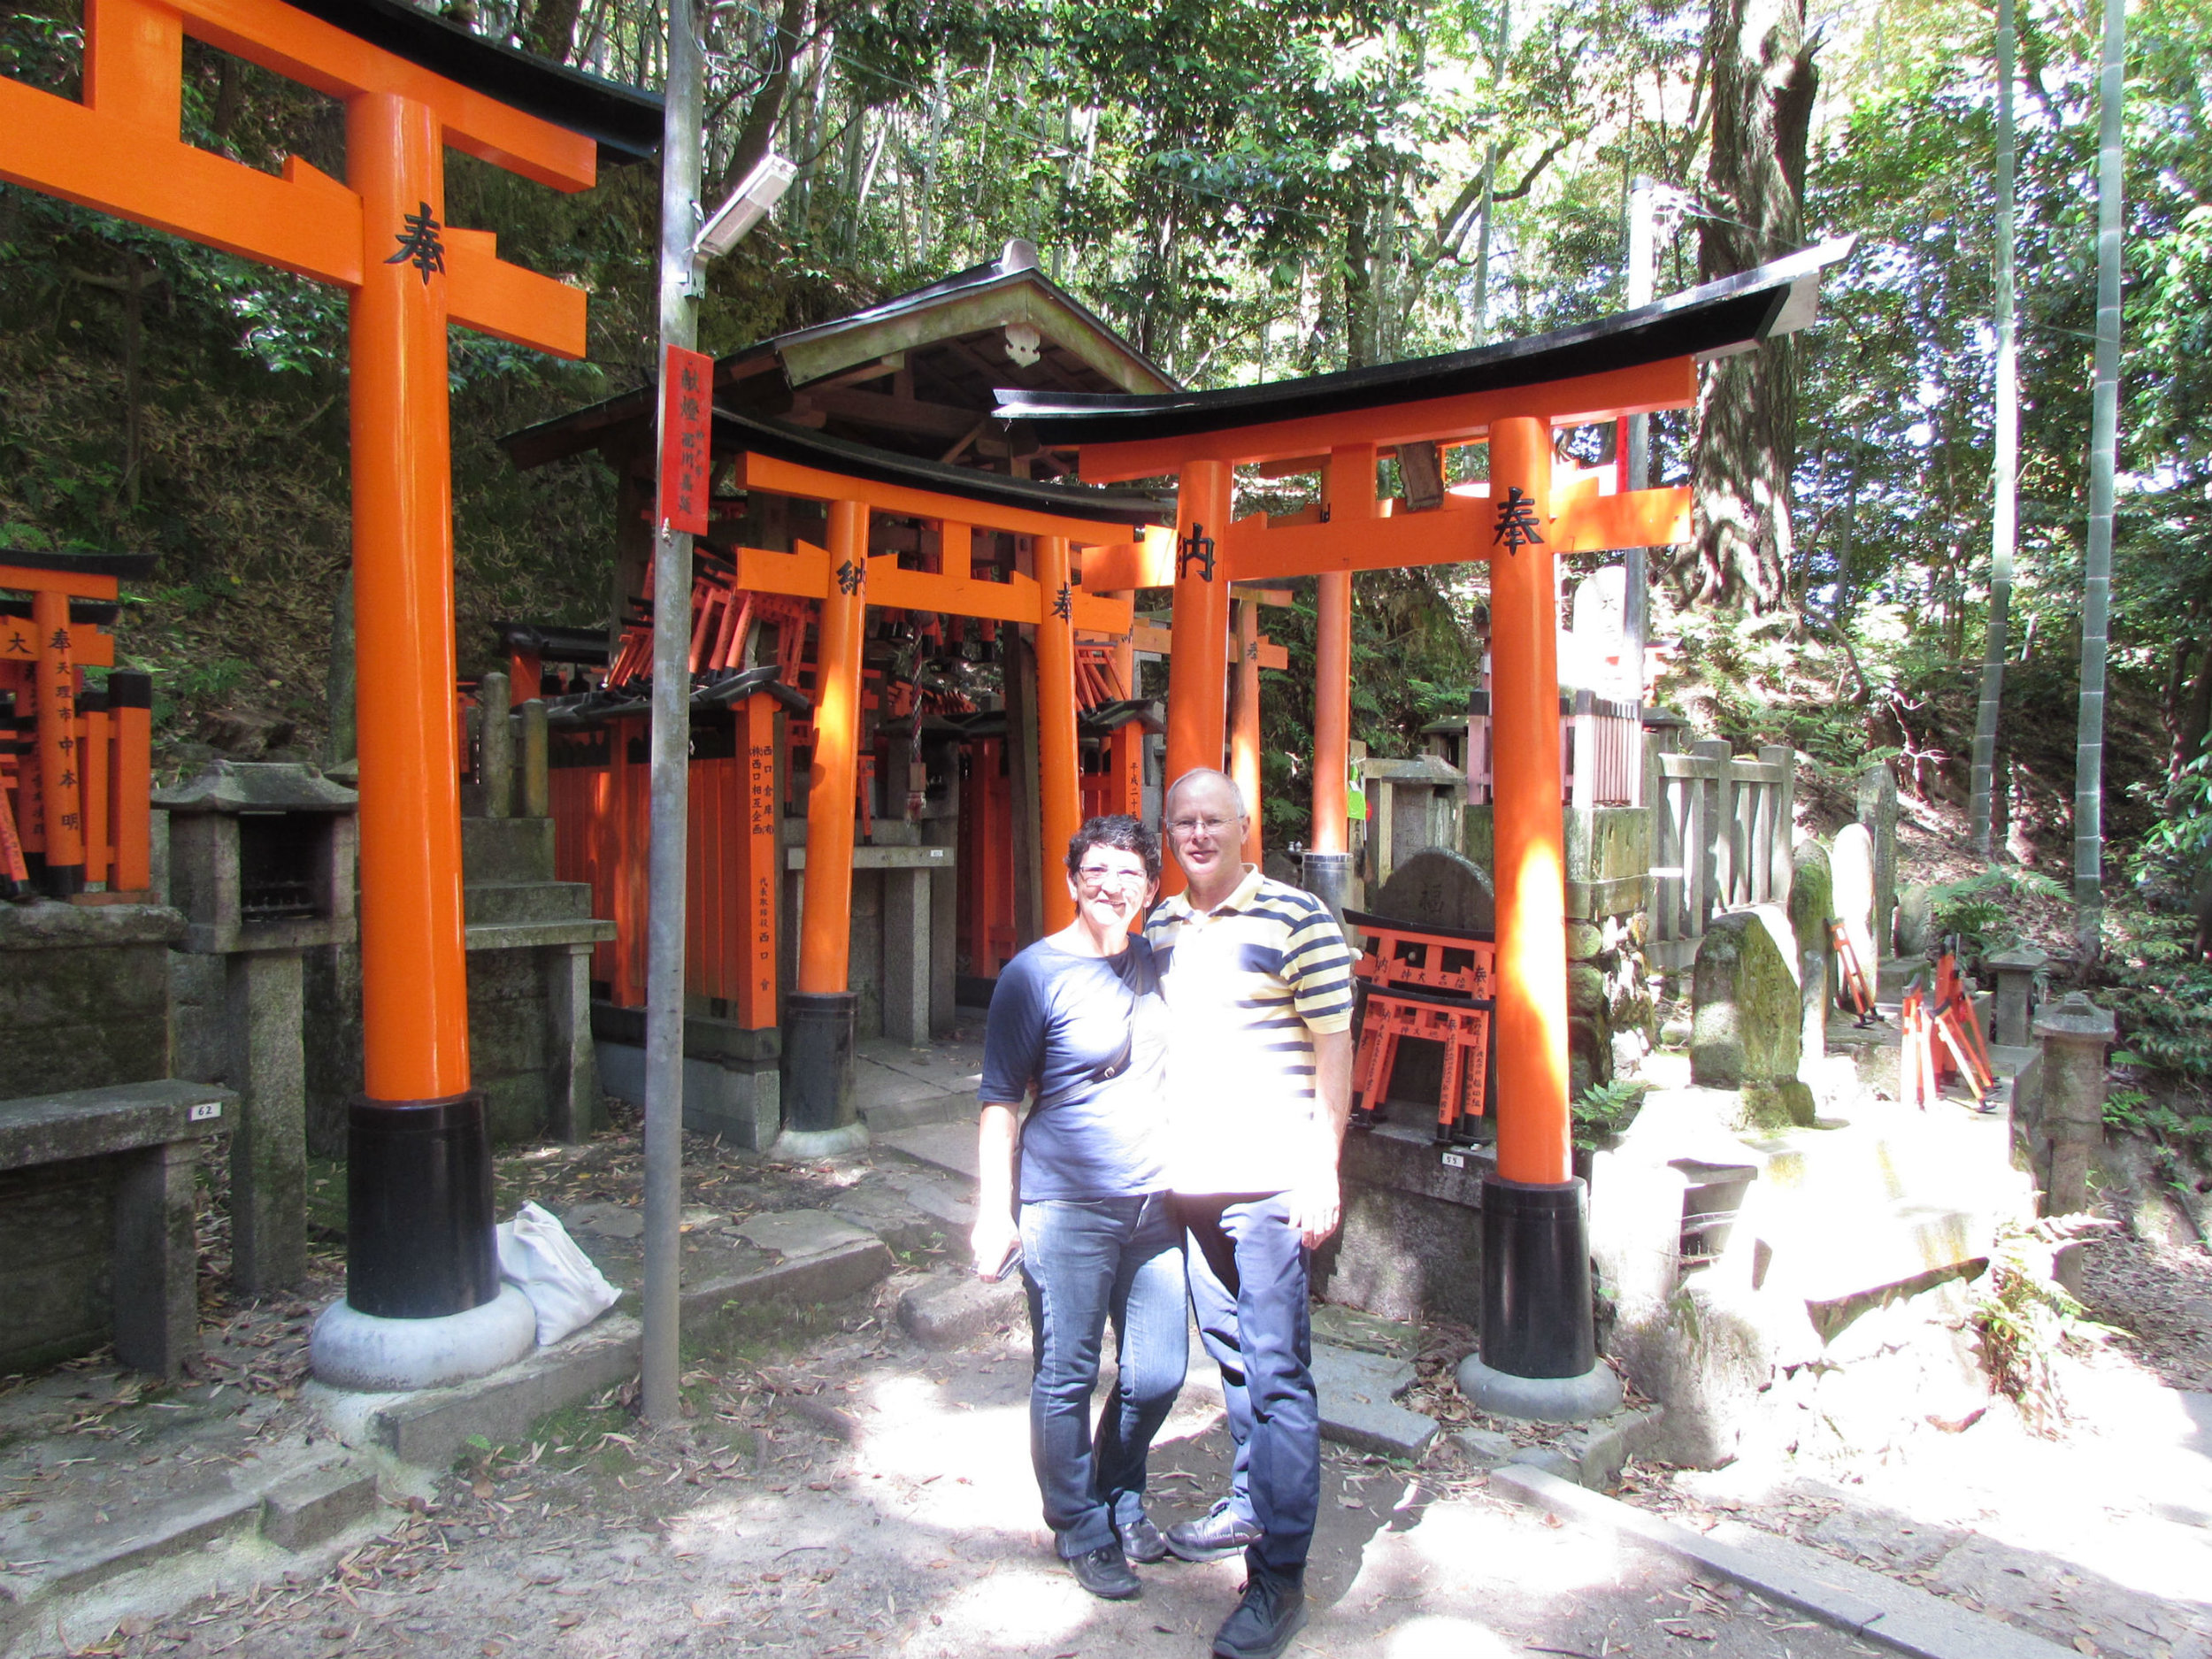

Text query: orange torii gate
(1002, 241), (1849, 1399)
(0, 0), (661, 1383)
(700, 419), (1160, 1145)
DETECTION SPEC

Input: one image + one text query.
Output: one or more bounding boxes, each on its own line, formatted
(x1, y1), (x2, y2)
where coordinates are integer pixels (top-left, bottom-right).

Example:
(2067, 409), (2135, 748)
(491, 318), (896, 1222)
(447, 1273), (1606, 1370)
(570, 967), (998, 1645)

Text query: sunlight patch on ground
(1383, 1615), (1520, 1657)
(927, 1563), (1097, 1649)
(1397, 1496), (1626, 1594)
(853, 1373), (1041, 1534)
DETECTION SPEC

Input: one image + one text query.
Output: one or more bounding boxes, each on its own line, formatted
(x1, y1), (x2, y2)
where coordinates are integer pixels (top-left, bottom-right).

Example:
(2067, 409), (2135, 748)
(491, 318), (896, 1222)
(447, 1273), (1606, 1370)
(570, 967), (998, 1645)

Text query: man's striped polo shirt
(1142, 864), (1356, 1196)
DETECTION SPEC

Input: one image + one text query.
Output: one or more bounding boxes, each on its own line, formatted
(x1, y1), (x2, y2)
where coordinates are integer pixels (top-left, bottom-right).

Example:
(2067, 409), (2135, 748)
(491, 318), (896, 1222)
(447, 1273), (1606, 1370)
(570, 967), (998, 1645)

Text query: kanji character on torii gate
(1003, 238), (1852, 1405)
(0, 0), (663, 1387)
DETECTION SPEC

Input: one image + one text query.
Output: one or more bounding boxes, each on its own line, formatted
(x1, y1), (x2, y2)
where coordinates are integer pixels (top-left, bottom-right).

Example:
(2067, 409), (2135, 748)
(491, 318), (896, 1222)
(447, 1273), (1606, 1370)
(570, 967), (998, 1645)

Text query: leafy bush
(1571, 1079), (1647, 1152)
(1924, 864), (2068, 960)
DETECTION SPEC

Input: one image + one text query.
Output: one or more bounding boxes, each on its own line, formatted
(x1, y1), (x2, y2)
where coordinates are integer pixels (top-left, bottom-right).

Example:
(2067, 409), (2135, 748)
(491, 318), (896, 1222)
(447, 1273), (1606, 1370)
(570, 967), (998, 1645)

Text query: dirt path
(105, 1282), (1878, 1659)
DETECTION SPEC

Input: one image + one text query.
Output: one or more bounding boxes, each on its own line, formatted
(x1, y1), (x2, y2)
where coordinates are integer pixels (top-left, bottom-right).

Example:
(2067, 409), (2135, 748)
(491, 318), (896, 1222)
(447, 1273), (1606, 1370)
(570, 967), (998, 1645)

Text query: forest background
(5, 0), (2212, 1096)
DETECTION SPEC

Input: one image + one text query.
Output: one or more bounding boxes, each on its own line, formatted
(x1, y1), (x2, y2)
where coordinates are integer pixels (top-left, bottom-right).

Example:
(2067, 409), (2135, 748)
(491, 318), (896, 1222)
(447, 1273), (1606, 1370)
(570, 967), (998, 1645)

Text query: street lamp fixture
(694, 153), (796, 263)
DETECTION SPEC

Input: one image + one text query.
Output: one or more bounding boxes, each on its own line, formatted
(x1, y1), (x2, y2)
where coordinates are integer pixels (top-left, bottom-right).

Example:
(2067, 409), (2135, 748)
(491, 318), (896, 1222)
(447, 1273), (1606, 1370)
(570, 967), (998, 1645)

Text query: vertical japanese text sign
(660, 345), (714, 536)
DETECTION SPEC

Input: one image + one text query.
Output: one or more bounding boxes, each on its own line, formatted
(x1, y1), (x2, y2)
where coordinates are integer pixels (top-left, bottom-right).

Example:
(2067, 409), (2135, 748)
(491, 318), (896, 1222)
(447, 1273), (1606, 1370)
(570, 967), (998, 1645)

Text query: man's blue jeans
(1018, 1192), (1188, 1557)
(1178, 1192), (1317, 1575)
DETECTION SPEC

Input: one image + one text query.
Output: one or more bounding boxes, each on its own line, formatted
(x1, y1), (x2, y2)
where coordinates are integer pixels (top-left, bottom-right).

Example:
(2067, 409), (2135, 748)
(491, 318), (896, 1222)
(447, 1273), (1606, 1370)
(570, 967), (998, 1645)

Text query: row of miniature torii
(721, 396), (1693, 1193)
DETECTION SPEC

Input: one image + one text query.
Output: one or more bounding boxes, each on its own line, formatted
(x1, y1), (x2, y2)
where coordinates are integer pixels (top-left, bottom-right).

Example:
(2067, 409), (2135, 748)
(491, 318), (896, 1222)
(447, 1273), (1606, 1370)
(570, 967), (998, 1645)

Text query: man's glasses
(1075, 864), (1150, 893)
(1166, 816), (1240, 839)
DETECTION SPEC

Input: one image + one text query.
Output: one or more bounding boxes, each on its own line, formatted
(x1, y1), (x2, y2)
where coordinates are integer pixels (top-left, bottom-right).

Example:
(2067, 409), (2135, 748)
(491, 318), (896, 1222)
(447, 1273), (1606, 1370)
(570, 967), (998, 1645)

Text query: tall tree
(1970, 0), (2019, 857)
(1687, 0), (1817, 611)
(2076, 0), (2127, 960)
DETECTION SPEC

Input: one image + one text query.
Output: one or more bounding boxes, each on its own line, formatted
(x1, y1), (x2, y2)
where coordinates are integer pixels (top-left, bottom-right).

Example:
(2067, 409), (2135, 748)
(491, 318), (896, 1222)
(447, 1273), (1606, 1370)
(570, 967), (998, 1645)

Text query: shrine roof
(288, 0), (663, 164)
(500, 241), (1174, 471)
(993, 239), (1853, 449)
(712, 412), (1171, 528)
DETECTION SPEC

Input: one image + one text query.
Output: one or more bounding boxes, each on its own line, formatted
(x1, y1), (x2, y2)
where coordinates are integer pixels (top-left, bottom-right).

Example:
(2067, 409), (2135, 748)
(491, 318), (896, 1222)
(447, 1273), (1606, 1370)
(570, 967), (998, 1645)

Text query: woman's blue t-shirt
(978, 934), (1170, 1202)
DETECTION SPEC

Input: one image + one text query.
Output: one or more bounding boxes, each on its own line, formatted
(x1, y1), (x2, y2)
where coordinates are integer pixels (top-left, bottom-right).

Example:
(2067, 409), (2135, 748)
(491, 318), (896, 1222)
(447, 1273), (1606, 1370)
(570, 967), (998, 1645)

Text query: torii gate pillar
(1460, 415), (1613, 1412)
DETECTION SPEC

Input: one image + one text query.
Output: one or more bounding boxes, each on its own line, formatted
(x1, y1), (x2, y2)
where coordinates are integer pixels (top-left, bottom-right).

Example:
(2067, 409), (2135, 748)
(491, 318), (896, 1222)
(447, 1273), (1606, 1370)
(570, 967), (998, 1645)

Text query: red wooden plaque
(658, 344), (714, 536)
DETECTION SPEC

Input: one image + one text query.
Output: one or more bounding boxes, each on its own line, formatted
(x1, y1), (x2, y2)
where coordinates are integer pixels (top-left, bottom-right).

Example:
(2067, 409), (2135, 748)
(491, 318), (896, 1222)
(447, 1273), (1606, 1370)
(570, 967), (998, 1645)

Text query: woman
(972, 813), (1185, 1601)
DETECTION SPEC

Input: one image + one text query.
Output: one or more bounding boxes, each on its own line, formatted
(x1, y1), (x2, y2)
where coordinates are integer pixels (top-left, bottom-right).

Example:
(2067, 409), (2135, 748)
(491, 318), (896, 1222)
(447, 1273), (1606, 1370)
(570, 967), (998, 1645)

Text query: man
(1144, 768), (1356, 1659)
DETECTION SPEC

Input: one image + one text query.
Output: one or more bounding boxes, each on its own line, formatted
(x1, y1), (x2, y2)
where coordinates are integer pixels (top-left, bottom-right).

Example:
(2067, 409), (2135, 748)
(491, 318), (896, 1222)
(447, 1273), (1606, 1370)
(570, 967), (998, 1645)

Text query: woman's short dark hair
(1065, 814), (1161, 883)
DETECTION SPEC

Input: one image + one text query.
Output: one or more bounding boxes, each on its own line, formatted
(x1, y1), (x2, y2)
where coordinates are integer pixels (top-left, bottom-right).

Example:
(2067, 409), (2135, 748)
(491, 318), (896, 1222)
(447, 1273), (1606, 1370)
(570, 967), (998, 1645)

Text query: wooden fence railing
(1646, 733), (1795, 971)
(1463, 687), (1645, 809)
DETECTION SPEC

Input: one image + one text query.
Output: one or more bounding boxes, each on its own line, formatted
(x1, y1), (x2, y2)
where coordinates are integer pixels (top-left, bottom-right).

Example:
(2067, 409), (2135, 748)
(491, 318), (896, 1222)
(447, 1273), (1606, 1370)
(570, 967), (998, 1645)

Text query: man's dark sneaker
(1117, 1511), (1169, 1563)
(1210, 1568), (1307, 1659)
(1068, 1541), (1141, 1600)
(1164, 1498), (1263, 1563)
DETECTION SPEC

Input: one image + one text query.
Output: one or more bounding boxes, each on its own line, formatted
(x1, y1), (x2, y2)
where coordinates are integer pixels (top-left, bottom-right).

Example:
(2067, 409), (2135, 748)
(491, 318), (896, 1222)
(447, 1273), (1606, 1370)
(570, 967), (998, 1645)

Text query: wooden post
(1163, 457), (1232, 886)
(1230, 595), (1263, 865)
(1486, 415), (1570, 1190)
(734, 689), (780, 1030)
(796, 501), (867, 995)
(1034, 534), (1081, 931)
(347, 91), (470, 1106)
(108, 669), (152, 893)
(31, 589), (84, 895)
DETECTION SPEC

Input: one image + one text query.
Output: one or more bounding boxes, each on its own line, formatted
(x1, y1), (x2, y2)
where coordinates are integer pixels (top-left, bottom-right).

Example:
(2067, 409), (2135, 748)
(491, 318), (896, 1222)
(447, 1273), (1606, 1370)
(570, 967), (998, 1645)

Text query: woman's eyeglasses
(1075, 865), (1150, 893)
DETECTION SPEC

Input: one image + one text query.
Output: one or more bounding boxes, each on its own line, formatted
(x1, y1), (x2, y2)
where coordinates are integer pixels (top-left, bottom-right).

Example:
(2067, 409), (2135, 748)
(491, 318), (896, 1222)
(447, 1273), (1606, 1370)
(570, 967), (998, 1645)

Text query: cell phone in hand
(978, 1237), (1023, 1281)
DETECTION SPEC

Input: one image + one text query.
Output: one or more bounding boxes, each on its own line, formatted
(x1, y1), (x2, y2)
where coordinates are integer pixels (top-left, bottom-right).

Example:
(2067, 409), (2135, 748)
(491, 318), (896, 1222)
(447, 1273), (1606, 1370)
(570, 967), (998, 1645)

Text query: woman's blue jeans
(1018, 1191), (1188, 1557)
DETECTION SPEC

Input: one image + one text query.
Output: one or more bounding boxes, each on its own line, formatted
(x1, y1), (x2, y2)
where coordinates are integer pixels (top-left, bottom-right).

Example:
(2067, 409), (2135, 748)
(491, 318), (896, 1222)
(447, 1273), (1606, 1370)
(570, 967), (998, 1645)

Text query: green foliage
(2100, 910), (2212, 1083)
(1923, 865), (2068, 960)
(1571, 1078), (1646, 1153)
(1968, 1225), (2110, 1434)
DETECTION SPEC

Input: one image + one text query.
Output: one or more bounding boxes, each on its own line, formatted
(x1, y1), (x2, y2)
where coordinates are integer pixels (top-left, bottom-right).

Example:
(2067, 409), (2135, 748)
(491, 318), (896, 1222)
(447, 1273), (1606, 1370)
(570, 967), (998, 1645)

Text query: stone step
(461, 814), (557, 886)
(463, 879), (593, 926)
(877, 1120), (984, 1184)
(0, 1451), (380, 1650)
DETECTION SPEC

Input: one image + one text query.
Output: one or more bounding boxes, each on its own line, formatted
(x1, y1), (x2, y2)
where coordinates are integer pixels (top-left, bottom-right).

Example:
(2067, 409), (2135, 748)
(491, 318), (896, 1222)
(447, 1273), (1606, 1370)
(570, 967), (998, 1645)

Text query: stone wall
(0, 902), (187, 1371)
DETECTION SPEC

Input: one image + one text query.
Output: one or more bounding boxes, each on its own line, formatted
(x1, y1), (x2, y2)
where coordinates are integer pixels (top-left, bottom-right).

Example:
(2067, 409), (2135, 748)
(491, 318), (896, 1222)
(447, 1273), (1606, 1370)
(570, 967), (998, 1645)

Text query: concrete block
(597, 1041), (780, 1149)
(680, 1237), (895, 1342)
(226, 949), (306, 1294)
(897, 1271), (1025, 1348)
(1503, 1445), (1579, 1479)
(1313, 1341), (1437, 1459)
(880, 867), (932, 1045)
(461, 816), (557, 887)
(904, 1176), (976, 1232)
(260, 1459), (380, 1550)
(1454, 1427), (1517, 1466)
(733, 1210), (879, 1258)
(349, 1313), (646, 1467)
(878, 1120), (984, 1182)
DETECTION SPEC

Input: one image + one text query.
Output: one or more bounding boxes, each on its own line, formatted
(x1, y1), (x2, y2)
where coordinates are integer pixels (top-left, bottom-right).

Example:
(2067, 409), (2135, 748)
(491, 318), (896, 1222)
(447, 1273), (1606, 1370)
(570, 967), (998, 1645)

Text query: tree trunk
(1343, 209), (1375, 372)
(712, 0), (808, 206)
(520, 0), (584, 62)
(2167, 640), (2212, 786)
(1968, 0), (2018, 864)
(2075, 0), (2124, 963)
(1687, 0), (1817, 613)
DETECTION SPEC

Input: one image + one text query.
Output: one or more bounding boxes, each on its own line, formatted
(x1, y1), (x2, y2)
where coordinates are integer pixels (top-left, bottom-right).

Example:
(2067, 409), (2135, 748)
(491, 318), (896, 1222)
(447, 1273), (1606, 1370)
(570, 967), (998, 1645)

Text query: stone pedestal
(2032, 992), (2114, 1294)
(1986, 944), (2049, 1048)
(157, 762), (357, 1294)
(1787, 840), (1833, 1071)
(1855, 764), (1899, 956)
(225, 950), (306, 1293)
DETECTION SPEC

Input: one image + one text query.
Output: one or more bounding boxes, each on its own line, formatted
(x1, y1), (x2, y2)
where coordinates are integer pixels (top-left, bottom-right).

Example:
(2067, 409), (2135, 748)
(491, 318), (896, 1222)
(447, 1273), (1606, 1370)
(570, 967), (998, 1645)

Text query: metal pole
(642, 0), (703, 1427)
(1624, 176), (1655, 691)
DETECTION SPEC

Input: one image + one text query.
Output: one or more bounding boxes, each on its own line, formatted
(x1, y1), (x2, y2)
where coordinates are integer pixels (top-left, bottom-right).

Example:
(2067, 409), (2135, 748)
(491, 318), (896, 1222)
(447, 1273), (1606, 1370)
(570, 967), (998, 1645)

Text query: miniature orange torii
(1001, 240), (1851, 1395)
(707, 430), (1156, 989)
(0, 0), (660, 1375)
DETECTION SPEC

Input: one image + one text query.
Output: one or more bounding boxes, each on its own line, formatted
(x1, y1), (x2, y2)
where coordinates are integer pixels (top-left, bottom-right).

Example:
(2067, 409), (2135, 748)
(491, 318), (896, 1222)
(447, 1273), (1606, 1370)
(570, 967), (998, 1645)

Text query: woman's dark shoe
(1117, 1511), (1170, 1563)
(1165, 1498), (1263, 1563)
(1069, 1541), (1141, 1600)
(1210, 1568), (1307, 1659)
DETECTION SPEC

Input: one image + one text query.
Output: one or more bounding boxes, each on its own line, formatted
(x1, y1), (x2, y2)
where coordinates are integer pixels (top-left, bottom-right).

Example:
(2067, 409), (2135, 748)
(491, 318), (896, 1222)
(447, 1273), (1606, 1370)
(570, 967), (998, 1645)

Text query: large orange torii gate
(1001, 240), (1850, 1397)
(0, 0), (661, 1386)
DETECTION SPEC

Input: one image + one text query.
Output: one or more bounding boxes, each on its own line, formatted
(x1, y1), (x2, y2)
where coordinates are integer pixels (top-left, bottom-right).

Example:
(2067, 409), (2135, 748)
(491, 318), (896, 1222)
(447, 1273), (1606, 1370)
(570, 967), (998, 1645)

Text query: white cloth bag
(495, 1201), (621, 1346)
